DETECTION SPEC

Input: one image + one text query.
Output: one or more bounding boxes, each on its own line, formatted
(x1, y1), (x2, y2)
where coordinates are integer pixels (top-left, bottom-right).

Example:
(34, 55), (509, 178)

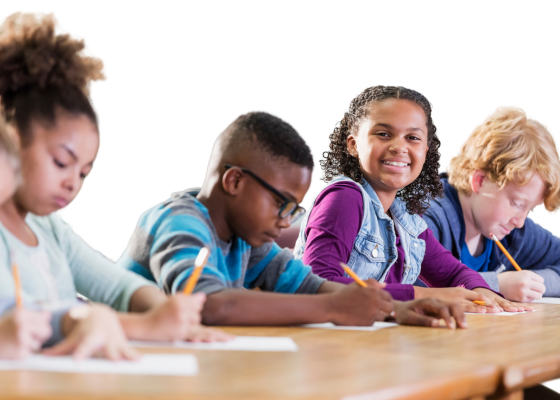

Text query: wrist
(413, 286), (428, 299)
(118, 313), (151, 341)
(319, 293), (339, 323)
(61, 305), (91, 336)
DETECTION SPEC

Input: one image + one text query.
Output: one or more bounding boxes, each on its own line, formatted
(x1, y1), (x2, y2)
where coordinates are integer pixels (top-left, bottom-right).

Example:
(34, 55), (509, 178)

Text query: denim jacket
(294, 176), (428, 284)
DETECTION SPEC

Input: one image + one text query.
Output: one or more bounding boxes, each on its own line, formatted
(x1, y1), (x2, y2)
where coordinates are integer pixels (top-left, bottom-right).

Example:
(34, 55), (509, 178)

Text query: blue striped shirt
(117, 190), (325, 295)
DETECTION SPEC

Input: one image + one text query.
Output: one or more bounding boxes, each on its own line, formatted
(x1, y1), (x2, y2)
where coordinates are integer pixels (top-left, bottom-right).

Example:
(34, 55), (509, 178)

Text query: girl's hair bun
(0, 13), (104, 99)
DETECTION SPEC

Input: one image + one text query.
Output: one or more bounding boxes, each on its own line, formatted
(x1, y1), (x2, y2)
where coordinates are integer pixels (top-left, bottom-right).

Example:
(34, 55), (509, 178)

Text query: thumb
(465, 290), (492, 305)
(190, 292), (206, 304)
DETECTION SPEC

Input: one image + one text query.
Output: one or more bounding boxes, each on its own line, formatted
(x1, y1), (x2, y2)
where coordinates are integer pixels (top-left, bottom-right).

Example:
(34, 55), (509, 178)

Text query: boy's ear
(222, 167), (243, 196)
(471, 169), (486, 194)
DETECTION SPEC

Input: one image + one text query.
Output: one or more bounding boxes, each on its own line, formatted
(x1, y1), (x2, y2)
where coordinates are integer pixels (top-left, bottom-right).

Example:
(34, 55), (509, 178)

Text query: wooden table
(2, 304), (560, 400)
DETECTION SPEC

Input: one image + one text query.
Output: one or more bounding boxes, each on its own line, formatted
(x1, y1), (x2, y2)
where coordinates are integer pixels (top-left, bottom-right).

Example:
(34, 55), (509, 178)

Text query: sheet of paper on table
(465, 310), (540, 316)
(131, 336), (298, 352)
(532, 297), (560, 305)
(300, 321), (398, 331)
(0, 354), (198, 376)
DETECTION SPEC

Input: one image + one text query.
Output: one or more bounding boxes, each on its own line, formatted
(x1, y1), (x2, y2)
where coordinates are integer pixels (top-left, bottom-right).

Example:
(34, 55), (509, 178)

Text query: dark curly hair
(321, 85), (443, 215)
(0, 13), (104, 145)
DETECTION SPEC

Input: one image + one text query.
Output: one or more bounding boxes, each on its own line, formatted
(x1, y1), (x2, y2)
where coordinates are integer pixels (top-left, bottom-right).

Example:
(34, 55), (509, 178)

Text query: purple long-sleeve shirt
(302, 182), (492, 301)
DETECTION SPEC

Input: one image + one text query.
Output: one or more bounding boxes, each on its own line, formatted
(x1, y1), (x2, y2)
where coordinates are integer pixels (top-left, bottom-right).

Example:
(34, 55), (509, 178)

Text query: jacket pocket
(353, 235), (387, 262)
(348, 235), (388, 280)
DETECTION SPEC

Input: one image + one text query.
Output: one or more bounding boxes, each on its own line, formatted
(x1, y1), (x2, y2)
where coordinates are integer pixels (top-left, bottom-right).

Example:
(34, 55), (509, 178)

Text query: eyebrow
(374, 123), (425, 133)
(58, 144), (94, 167)
(281, 191), (298, 202)
(59, 144), (77, 161)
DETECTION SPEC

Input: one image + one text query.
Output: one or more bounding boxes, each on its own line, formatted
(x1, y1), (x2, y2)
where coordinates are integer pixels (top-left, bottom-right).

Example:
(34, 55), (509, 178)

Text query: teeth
(383, 161), (409, 167)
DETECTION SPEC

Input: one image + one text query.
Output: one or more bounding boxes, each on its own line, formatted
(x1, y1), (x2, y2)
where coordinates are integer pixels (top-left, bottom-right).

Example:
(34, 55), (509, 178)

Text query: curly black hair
(320, 85), (443, 215)
(0, 13), (104, 145)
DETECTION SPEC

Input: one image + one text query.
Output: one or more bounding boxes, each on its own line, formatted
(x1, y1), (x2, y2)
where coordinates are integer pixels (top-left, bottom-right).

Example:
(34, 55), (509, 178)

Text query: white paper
(300, 321), (398, 331)
(131, 336), (298, 352)
(465, 310), (539, 316)
(0, 354), (198, 376)
(532, 297), (560, 305)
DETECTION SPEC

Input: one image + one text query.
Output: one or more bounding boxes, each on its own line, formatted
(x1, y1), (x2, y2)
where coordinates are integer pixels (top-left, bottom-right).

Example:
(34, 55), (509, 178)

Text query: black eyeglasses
(224, 164), (306, 224)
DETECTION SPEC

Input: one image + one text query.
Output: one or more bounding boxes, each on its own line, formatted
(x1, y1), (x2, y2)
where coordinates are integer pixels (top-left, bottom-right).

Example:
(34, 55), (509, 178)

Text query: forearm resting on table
(201, 289), (334, 326)
(128, 286), (168, 312)
(58, 305), (149, 341)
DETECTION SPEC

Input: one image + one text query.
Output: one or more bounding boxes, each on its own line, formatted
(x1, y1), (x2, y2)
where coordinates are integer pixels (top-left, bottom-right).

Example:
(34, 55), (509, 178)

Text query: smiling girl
(294, 86), (530, 313)
(0, 13), (229, 359)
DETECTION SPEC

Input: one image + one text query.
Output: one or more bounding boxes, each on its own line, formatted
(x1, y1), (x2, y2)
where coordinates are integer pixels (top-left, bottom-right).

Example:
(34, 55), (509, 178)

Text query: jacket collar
(361, 179), (427, 238)
(438, 174), (465, 253)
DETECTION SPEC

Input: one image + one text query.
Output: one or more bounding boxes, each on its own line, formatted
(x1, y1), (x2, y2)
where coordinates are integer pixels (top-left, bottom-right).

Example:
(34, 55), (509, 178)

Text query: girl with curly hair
(294, 86), (531, 313)
(0, 13), (229, 360)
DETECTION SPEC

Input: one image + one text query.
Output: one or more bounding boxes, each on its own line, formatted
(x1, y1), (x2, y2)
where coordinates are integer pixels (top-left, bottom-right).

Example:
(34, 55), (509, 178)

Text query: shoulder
(26, 213), (69, 239)
(138, 191), (213, 236)
(314, 181), (363, 208)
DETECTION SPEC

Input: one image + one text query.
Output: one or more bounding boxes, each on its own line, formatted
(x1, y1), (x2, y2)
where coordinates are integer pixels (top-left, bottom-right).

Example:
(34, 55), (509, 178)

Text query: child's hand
(497, 271), (546, 302)
(43, 304), (140, 361)
(138, 292), (205, 341)
(414, 286), (500, 313)
(328, 280), (394, 326)
(0, 309), (52, 359)
(472, 288), (534, 312)
(393, 298), (467, 329)
(185, 325), (235, 343)
(134, 292), (231, 342)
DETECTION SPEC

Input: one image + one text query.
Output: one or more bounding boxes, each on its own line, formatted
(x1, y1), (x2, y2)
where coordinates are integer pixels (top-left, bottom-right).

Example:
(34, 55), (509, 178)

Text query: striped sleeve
(148, 207), (228, 295)
(245, 242), (325, 294)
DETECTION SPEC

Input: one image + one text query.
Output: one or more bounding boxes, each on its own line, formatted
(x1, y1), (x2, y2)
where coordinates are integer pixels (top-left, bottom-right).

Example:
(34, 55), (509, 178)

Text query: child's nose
(278, 214), (292, 229)
(388, 136), (408, 153)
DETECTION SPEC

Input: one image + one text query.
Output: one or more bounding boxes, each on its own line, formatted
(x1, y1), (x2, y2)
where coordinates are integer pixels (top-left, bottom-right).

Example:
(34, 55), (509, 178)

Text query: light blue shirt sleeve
(48, 215), (157, 312)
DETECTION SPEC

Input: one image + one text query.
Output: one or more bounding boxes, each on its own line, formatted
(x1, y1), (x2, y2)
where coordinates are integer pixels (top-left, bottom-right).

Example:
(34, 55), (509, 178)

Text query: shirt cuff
(295, 272), (326, 294)
(479, 271), (500, 293)
(534, 269), (560, 297)
(384, 283), (415, 301)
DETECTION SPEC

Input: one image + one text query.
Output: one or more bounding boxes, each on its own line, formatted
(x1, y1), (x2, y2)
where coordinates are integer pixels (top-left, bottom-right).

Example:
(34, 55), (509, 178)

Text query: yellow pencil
(183, 247), (210, 295)
(340, 262), (395, 317)
(472, 300), (491, 306)
(11, 253), (23, 309)
(339, 262), (367, 288)
(489, 233), (522, 272)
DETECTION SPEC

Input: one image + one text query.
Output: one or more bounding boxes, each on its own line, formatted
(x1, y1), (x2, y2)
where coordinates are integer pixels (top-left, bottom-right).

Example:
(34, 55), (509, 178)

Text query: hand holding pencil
(0, 251), (52, 359)
(340, 261), (467, 329)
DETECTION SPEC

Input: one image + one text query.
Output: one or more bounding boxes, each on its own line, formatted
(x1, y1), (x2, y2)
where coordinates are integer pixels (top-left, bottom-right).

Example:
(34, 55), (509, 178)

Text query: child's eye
(407, 135), (421, 141)
(53, 158), (67, 168)
(80, 173), (87, 179)
(375, 132), (390, 137)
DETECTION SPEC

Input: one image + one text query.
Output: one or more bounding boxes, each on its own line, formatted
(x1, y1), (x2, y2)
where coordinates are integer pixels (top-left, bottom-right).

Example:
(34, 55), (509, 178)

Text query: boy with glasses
(119, 112), (466, 328)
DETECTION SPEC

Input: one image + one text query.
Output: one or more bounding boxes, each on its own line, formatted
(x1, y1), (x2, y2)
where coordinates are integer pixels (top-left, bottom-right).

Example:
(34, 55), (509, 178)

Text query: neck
(0, 197), (28, 225)
(196, 182), (233, 243)
(363, 177), (397, 214)
(457, 192), (480, 241)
